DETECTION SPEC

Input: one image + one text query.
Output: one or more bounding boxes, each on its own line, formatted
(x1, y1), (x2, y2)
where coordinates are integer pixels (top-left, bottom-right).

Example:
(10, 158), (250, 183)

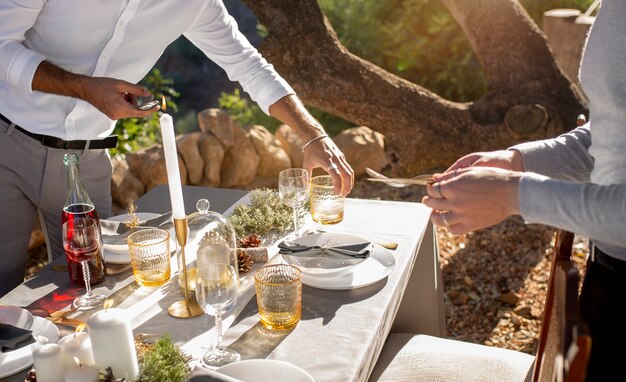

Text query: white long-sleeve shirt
(0, 0), (293, 140)
(512, 0), (626, 259)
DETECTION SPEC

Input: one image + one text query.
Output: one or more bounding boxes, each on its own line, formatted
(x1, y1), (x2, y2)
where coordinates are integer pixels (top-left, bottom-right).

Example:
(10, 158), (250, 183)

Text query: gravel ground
(25, 177), (588, 355)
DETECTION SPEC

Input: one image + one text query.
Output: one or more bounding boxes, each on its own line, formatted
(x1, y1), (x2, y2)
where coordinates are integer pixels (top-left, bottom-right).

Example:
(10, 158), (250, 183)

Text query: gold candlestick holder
(168, 217), (203, 318)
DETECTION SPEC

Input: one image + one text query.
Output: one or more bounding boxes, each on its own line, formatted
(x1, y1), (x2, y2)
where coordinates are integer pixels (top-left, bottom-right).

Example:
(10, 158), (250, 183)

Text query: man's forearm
(268, 95), (326, 142)
(31, 60), (88, 99)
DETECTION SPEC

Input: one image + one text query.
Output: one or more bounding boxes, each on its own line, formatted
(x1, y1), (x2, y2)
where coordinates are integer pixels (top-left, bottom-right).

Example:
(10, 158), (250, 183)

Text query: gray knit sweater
(512, 0), (626, 260)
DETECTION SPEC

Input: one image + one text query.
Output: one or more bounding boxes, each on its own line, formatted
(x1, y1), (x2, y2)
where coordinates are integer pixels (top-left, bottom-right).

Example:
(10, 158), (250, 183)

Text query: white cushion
(369, 334), (534, 382)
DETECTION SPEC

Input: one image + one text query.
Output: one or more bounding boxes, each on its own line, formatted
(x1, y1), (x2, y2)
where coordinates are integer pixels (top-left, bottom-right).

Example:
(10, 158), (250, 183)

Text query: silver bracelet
(301, 134), (329, 152)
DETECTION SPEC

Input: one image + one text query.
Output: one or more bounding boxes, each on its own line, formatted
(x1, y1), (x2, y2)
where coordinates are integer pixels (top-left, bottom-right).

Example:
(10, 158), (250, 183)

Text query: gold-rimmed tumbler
(127, 228), (171, 287)
(254, 264), (302, 331)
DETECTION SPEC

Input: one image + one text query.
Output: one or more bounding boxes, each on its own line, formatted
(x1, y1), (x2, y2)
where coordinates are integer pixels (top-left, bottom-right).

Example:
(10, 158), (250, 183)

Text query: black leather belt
(592, 244), (626, 272)
(0, 113), (117, 150)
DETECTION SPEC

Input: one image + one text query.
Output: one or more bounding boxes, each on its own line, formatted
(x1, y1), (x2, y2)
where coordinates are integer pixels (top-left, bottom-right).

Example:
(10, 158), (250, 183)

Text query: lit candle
(159, 108), (186, 219)
(33, 336), (65, 382)
(64, 357), (99, 382)
(87, 304), (138, 379)
(58, 326), (94, 369)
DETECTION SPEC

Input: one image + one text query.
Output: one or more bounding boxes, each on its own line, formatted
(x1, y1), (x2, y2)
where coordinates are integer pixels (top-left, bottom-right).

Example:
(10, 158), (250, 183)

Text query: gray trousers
(0, 119), (112, 297)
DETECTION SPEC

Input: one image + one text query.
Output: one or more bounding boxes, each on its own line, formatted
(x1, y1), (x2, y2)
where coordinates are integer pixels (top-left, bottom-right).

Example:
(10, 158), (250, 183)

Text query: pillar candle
(87, 308), (138, 379)
(33, 342), (65, 382)
(159, 113), (186, 219)
(58, 332), (94, 369)
(64, 359), (99, 382)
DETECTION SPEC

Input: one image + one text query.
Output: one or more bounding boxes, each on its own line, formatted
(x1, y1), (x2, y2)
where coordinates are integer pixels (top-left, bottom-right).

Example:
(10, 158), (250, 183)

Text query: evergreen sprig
(136, 334), (191, 382)
(228, 189), (293, 238)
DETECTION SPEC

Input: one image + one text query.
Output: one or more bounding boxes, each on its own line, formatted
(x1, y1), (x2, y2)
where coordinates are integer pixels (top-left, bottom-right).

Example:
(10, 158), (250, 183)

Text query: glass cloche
(177, 198), (238, 290)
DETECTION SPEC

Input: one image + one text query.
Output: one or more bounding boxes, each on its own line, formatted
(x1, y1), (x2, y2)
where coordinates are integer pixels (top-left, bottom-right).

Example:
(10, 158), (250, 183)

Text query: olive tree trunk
(242, 0), (587, 175)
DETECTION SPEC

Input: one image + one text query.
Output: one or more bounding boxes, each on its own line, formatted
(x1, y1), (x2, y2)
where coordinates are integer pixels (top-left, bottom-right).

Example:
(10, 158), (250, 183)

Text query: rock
(275, 124), (304, 168)
(247, 125), (291, 179)
(447, 289), (468, 306)
(333, 126), (388, 177)
(197, 108), (235, 149)
(499, 291), (521, 305)
(127, 144), (188, 191)
(220, 124), (259, 188)
(514, 306), (532, 319)
(198, 134), (225, 187)
(177, 132), (204, 185)
(110, 158), (145, 207)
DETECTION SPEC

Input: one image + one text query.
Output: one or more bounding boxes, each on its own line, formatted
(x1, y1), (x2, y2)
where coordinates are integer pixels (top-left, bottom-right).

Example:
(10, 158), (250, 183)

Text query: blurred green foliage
(109, 68), (180, 157)
(320, 0), (594, 102)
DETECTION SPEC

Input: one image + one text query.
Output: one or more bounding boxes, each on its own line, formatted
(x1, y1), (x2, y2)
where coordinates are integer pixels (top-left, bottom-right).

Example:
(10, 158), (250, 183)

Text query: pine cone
(239, 234), (261, 248)
(237, 249), (254, 274)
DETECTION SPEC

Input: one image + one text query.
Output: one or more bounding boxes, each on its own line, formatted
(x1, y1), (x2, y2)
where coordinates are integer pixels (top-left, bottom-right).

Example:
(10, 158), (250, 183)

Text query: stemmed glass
(195, 263), (240, 368)
(62, 217), (106, 310)
(278, 168), (309, 237)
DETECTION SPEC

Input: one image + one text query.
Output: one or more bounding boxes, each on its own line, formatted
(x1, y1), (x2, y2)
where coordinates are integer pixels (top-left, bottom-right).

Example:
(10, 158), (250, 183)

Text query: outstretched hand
(303, 137), (354, 196)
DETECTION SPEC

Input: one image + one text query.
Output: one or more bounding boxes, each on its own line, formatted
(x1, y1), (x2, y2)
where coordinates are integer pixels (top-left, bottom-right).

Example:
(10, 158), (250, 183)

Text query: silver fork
(365, 167), (434, 188)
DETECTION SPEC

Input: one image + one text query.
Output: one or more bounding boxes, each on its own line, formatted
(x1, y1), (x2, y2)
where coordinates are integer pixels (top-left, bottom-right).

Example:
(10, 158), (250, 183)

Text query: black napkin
(101, 212), (173, 246)
(0, 323), (34, 352)
(278, 240), (373, 259)
(188, 366), (243, 382)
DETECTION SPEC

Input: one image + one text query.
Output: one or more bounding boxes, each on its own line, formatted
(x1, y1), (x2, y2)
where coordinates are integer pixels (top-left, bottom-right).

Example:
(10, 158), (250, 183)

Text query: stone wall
(111, 108), (389, 210)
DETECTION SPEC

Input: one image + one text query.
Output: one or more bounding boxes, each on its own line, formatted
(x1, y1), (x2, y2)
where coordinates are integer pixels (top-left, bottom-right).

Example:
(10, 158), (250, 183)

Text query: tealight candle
(159, 111), (186, 219)
(87, 307), (139, 379)
(58, 332), (94, 369)
(33, 337), (65, 382)
(64, 357), (99, 382)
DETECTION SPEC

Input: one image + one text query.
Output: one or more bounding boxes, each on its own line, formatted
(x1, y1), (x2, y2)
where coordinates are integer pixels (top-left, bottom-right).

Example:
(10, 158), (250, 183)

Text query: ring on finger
(436, 183), (444, 198)
(327, 163), (339, 171)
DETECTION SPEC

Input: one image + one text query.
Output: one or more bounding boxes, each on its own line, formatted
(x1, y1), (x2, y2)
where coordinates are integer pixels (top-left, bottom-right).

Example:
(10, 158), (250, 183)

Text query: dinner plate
(281, 233), (369, 277)
(299, 244), (395, 290)
(0, 316), (59, 378)
(217, 359), (314, 382)
(102, 212), (161, 253)
(0, 306), (34, 330)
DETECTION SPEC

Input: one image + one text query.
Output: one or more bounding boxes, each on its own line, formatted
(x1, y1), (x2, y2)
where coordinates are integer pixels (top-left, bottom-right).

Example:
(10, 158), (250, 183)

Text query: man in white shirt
(0, 0), (354, 295)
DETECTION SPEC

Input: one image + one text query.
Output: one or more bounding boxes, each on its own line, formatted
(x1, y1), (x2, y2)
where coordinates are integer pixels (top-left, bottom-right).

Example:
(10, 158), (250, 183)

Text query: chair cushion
(369, 334), (534, 382)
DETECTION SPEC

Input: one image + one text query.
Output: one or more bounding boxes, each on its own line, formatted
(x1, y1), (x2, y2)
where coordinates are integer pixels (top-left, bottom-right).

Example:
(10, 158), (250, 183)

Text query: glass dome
(177, 198), (238, 290)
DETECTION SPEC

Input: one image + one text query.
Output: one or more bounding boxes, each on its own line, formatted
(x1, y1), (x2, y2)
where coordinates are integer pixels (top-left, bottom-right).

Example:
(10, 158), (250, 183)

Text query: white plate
(102, 212), (161, 253)
(281, 233), (369, 277)
(0, 306), (34, 330)
(217, 359), (314, 382)
(300, 244), (396, 290)
(0, 316), (60, 378)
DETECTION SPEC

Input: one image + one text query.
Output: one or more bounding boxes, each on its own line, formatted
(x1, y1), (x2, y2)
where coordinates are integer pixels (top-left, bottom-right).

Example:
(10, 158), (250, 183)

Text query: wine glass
(62, 217), (106, 310)
(278, 168), (309, 237)
(195, 263), (240, 368)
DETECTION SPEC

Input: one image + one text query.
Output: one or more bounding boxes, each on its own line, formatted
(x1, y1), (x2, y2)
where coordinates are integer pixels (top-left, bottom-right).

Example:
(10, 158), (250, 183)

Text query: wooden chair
(369, 230), (591, 382)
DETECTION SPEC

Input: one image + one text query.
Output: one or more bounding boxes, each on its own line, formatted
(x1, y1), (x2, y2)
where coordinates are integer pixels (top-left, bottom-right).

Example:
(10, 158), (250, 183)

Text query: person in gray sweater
(422, 1), (625, 380)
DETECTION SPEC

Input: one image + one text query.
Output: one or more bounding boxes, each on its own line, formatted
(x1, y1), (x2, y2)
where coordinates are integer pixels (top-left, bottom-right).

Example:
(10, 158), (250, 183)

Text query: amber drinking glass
(127, 228), (171, 287)
(310, 175), (345, 224)
(254, 264), (302, 331)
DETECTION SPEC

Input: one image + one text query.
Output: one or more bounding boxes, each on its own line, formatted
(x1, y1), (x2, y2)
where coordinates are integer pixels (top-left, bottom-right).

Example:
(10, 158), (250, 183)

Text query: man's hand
(32, 61), (159, 120)
(421, 167), (522, 235)
(269, 95), (354, 196)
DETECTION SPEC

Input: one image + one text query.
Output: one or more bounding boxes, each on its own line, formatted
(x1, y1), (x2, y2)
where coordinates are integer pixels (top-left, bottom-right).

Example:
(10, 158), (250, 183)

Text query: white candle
(159, 113), (186, 219)
(58, 332), (94, 369)
(64, 359), (99, 382)
(33, 342), (65, 382)
(87, 308), (139, 379)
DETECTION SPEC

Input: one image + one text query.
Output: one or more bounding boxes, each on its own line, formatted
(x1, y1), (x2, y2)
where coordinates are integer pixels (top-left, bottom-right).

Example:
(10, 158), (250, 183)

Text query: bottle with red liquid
(62, 153), (106, 286)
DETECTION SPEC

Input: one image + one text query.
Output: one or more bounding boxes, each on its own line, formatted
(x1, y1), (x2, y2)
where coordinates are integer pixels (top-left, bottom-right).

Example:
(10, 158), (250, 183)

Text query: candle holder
(168, 217), (204, 318)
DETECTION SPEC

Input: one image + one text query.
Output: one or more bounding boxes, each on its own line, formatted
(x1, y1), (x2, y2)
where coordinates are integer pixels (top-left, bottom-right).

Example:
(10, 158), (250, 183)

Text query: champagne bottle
(62, 153), (106, 286)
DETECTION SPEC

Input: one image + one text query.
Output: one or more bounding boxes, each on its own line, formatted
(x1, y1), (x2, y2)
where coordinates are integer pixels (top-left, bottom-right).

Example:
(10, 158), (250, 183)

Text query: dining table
(0, 185), (445, 382)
